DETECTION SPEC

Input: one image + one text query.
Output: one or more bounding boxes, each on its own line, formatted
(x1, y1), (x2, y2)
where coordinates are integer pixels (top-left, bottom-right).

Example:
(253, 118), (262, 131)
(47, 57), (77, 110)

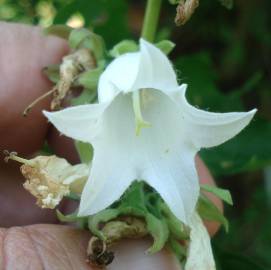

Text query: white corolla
(44, 39), (256, 224)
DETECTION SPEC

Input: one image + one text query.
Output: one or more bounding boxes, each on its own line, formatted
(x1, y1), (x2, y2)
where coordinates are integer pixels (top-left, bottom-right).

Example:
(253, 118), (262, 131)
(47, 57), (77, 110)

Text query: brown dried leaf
(175, 0), (199, 26)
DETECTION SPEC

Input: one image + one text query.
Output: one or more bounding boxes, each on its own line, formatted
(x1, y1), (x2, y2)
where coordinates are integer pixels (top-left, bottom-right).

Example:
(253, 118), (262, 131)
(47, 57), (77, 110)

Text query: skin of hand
(0, 22), (222, 270)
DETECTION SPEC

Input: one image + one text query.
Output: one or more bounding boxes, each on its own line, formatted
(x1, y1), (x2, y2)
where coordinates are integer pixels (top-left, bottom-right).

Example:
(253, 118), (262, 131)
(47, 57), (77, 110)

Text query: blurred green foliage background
(1, 0), (270, 269)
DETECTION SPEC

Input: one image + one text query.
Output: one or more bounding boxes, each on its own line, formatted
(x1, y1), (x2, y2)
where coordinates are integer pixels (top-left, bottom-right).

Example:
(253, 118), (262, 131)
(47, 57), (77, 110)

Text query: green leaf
(77, 66), (104, 90)
(197, 194), (229, 232)
(201, 184), (233, 205)
(109, 40), (138, 58)
(71, 90), (97, 106)
(215, 246), (267, 270)
(155, 40), (176, 55)
(75, 140), (93, 164)
(145, 213), (169, 254)
(44, 25), (72, 39)
(88, 209), (120, 240)
(218, 0), (234, 9)
(42, 64), (60, 83)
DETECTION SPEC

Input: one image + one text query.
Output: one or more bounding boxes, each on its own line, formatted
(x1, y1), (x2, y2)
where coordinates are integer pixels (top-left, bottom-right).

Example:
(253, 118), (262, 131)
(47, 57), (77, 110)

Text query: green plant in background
(1, 0), (271, 269)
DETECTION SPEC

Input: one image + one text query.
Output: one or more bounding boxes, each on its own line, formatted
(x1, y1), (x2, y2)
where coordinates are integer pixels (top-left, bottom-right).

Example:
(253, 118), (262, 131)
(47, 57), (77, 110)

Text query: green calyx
(87, 181), (187, 254)
(155, 40), (176, 55)
(56, 181), (189, 257)
(109, 39), (175, 59)
(69, 28), (105, 61)
(109, 40), (139, 58)
(57, 181), (232, 265)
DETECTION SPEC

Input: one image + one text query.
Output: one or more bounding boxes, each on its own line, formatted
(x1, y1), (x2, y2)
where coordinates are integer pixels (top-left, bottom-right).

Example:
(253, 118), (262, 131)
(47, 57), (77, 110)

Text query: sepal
(155, 40), (176, 55)
(109, 40), (139, 58)
(69, 28), (105, 60)
(197, 194), (229, 232)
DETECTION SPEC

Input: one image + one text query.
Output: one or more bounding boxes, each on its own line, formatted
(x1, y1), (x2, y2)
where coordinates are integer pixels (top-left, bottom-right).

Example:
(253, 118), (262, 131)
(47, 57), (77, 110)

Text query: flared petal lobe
(98, 39), (178, 103)
(43, 103), (109, 144)
(173, 85), (257, 149)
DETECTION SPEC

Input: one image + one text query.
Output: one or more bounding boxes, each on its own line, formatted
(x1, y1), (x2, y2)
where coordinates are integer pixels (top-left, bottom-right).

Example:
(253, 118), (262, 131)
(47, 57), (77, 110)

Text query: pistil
(132, 90), (151, 136)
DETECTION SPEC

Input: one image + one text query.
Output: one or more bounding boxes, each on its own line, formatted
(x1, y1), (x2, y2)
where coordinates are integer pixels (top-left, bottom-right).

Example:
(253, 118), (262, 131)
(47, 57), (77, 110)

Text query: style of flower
(44, 39), (256, 224)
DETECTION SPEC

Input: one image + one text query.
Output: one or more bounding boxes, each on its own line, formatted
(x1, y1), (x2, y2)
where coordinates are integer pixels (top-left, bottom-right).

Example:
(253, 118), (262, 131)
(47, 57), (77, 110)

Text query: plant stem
(141, 0), (162, 42)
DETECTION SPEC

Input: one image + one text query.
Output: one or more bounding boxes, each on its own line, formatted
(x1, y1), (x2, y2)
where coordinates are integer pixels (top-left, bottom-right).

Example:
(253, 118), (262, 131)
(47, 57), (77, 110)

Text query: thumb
(0, 224), (181, 270)
(0, 22), (68, 156)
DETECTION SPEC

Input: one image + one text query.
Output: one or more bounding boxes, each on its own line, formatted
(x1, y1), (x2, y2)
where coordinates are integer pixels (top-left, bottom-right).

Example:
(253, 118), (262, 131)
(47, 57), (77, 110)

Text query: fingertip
(46, 126), (80, 165)
(195, 156), (223, 236)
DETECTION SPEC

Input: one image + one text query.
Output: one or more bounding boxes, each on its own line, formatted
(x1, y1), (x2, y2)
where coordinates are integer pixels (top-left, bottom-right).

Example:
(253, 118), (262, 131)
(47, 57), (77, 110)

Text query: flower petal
(98, 39), (178, 103)
(78, 151), (135, 216)
(78, 94), (138, 215)
(43, 103), (109, 144)
(139, 89), (199, 223)
(78, 90), (199, 222)
(98, 53), (140, 102)
(185, 212), (216, 270)
(174, 84), (257, 148)
(131, 39), (178, 93)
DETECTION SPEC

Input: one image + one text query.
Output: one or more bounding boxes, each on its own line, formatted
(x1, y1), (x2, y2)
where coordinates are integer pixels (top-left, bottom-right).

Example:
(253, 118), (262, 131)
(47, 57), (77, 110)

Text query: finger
(0, 224), (181, 270)
(0, 162), (58, 227)
(47, 126), (80, 164)
(109, 238), (181, 270)
(0, 225), (90, 270)
(195, 156), (223, 236)
(0, 22), (68, 156)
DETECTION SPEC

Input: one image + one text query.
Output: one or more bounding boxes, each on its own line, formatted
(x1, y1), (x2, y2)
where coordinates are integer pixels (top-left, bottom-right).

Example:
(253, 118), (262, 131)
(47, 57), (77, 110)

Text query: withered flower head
(4, 152), (89, 209)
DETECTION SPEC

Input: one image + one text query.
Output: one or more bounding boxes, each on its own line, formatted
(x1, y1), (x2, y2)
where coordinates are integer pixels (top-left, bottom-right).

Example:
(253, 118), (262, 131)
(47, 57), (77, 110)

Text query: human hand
(0, 22), (222, 269)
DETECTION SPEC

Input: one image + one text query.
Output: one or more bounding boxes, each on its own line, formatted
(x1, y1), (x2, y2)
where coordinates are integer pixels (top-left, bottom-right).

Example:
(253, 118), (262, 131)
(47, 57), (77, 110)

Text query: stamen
(3, 150), (35, 166)
(132, 90), (151, 136)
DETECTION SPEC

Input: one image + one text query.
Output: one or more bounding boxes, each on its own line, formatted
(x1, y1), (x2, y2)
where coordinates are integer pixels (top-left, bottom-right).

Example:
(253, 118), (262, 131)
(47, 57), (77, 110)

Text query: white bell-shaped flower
(44, 39), (256, 224)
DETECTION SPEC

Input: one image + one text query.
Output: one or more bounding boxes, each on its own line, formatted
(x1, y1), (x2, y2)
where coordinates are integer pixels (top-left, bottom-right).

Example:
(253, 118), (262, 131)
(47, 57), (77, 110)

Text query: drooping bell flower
(44, 39), (256, 224)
